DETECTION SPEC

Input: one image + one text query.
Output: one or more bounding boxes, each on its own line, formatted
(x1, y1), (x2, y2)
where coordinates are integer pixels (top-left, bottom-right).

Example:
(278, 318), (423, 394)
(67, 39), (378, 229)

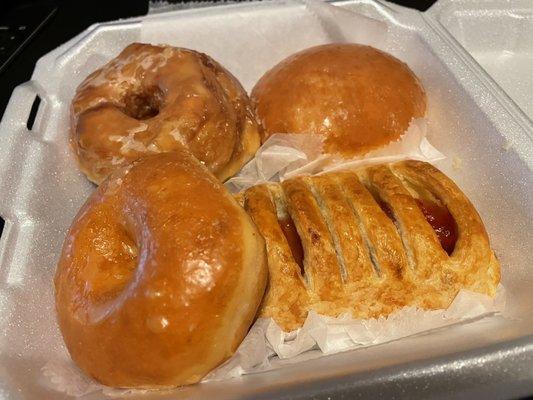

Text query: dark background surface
(0, 0), (435, 232)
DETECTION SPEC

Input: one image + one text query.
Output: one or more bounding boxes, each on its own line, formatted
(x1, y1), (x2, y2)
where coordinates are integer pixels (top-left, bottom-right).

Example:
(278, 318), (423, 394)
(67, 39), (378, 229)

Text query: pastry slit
(281, 178), (344, 298)
(363, 181), (418, 273)
(388, 167), (442, 204)
(270, 188), (307, 282)
(392, 217), (417, 272)
(388, 167), (458, 255)
(307, 179), (348, 282)
(338, 183), (383, 278)
(242, 185), (307, 289)
(365, 165), (453, 283)
(367, 245), (382, 277)
(352, 209), (382, 278)
(341, 172), (408, 281)
(390, 208), (418, 273)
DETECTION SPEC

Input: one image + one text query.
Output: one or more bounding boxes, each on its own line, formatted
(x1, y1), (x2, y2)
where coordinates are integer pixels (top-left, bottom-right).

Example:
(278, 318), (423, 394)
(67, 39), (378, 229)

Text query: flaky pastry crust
(243, 161), (500, 331)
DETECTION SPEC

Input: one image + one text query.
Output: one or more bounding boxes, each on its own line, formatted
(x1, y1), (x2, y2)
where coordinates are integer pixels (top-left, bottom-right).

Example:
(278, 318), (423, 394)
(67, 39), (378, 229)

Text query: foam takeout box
(0, 0), (531, 398)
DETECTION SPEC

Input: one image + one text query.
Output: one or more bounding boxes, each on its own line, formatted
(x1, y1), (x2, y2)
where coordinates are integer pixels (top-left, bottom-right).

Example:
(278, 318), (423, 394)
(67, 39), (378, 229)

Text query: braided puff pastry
(242, 160), (500, 331)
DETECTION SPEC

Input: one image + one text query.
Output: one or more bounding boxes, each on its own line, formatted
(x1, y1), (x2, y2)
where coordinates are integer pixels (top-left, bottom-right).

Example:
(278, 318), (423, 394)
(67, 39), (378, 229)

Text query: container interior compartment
(431, 0), (533, 120)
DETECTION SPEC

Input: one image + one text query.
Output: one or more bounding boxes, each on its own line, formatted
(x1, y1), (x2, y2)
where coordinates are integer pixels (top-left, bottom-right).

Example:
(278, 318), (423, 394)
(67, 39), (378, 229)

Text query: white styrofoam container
(0, 0), (531, 398)
(429, 0), (533, 122)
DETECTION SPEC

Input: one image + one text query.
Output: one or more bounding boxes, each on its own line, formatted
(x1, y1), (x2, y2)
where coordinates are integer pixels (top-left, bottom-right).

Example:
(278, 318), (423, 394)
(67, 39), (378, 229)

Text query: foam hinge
(26, 95), (42, 131)
(0, 85), (49, 196)
(0, 215), (10, 281)
(0, 216), (4, 244)
(0, 81), (47, 138)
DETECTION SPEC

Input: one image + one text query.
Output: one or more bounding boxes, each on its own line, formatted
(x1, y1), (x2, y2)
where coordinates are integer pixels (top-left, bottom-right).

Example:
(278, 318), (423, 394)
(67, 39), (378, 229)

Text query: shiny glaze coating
(251, 43), (427, 156)
(55, 151), (267, 388)
(243, 161), (500, 331)
(72, 43), (261, 184)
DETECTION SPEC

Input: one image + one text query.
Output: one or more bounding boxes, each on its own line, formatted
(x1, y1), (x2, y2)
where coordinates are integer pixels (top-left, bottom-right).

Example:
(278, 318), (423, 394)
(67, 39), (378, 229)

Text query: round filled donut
(251, 43), (427, 156)
(71, 43), (261, 184)
(54, 150), (268, 388)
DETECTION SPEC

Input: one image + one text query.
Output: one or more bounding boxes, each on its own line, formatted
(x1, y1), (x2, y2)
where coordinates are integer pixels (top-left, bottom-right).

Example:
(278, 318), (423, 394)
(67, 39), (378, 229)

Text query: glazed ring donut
(54, 150), (268, 388)
(71, 43), (261, 184)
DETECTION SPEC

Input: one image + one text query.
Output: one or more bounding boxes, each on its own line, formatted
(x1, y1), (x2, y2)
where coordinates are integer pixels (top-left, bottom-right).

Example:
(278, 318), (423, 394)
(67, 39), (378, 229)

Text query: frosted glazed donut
(251, 43), (427, 156)
(71, 43), (261, 184)
(54, 150), (268, 388)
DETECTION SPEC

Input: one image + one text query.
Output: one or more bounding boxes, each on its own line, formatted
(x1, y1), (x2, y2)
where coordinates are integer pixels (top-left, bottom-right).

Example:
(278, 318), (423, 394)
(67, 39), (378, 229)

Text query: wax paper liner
(225, 118), (444, 193)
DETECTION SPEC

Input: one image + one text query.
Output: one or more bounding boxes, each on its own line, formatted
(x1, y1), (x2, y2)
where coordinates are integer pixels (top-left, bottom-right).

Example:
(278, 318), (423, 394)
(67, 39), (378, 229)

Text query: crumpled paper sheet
(42, 286), (506, 396)
(207, 285), (506, 380)
(225, 118), (444, 193)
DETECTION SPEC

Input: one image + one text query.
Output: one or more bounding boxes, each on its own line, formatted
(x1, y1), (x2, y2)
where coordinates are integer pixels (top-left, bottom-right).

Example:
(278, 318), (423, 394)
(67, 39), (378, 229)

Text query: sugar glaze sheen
(54, 150), (268, 388)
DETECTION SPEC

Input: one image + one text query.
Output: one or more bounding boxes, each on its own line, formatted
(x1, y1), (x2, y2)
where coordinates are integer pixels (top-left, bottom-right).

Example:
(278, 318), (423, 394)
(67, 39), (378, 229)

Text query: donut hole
(78, 207), (140, 301)
(123, 86), (164, 120)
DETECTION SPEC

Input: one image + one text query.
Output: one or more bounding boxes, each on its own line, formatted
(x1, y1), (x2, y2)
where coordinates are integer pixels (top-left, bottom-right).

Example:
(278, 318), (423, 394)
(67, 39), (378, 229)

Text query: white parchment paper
(207, 285), (506, 380)
(225, 118), (444, 192)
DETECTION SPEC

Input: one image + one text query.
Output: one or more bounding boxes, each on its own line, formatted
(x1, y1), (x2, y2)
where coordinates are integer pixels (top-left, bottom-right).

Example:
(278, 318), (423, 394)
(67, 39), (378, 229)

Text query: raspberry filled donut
(71, 43), (261, 184)
(251, 43), (427, 156)
(54, 150), (268, 388)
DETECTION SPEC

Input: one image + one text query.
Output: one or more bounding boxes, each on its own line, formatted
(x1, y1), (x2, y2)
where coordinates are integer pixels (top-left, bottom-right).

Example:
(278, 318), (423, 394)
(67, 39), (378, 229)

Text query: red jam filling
(415, 199), (458, 255)
(279, 215), (305, 273)
(377, 199), (395, 221)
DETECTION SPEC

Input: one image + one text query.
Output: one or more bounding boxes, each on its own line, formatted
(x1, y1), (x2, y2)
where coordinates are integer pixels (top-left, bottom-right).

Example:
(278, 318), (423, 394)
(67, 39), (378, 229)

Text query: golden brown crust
(311, 174), (375, 285)
(71, 43), (260, 184)
(281, 178), (344, 300)
(243, 161), (500, 331)
(243, 185), (309, 331)
(338, 170), (409, 281)
(55, 150), (267, 388)
(251, 43), (426, 156)
(390, 161), (500, 303)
